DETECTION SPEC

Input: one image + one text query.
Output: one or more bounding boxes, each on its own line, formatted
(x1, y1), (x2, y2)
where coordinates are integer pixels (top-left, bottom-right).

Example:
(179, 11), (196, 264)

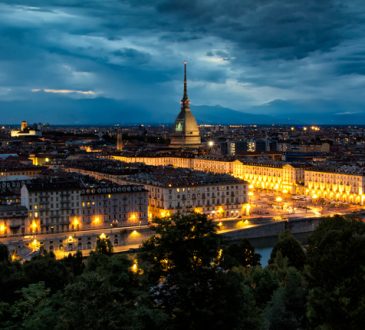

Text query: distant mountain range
(0, 95), (364, 125)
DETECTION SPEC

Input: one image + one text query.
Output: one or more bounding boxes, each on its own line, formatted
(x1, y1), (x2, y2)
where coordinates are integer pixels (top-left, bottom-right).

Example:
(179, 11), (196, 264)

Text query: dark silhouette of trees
(269, 231), (306, 269)
(0, 214), (364, 329)
(306, 216), (365, 329)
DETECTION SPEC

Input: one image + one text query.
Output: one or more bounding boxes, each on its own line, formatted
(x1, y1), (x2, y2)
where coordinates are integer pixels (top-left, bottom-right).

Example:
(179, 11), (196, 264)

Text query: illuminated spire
(181, 61), (190, 110)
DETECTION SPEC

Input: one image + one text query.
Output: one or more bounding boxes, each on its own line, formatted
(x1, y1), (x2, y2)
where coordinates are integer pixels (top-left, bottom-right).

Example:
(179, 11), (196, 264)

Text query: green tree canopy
(95, 236), (113, 255)
(0, 243), (9, 264)
(141, 213), (261, 329)
(269, 231), (306, 270)
(222, 239), (261, 268)
(306, 216), (365, 329)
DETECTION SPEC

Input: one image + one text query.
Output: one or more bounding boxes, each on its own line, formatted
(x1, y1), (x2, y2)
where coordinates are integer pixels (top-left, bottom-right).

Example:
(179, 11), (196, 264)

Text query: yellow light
(248, 192), (254, 196)
(0, 223), (6, 235)
(99, 233), (107, 240)
(128, 213), (138, 222)
(30, 220), (38, 233)
(11, 253), (18, 262)
(217, 248), (223, 261)
(282, 189), (288, 194)
(67, 235), (74, 243)
(131, 259), (139, 274)
(129, 230), (141, 238)
(245, 204), (251, 215)
(312, 194), (318, 199)
(236, 220), (246, 228)
(45, 157), (50, 162)
(248, 184), (254, 189)
(160, 258), (172, 271)
(108, 194), (112, 199)
(160, 210), (170, 218)
(208, 140), (214, 147)
(30, 239), (40, 251)
(217, 206), (224, 214)
(72, 217), (80, 229)
(194, 207), (203, 214)
(276, 196), (283, 202)
(92, 216), (102, 226)
(217, 221), (223, 227)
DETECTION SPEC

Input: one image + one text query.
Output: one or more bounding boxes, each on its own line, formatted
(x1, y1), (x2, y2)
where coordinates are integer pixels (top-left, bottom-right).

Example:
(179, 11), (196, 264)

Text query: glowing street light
(30, 220), (38, 233)
(0, 223), (6, 235)
(30, 239), (40, 252)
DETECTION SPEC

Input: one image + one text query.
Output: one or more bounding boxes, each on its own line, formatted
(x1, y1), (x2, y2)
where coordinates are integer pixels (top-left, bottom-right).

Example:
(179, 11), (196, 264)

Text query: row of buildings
(0, 176), (148, 237)
(64, 162), (249, 221)
(0, 162), (250, 239)
(111, 155), (365, 205)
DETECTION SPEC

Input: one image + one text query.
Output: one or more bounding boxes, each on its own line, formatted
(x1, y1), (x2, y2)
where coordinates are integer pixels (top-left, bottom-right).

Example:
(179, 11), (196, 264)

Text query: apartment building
(19, 177), (148, 235)
(117, 166), (249, 219)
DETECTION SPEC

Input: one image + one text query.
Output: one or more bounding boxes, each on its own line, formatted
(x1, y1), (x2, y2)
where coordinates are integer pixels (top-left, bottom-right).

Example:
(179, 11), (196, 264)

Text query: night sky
(1, 0), (365, 124)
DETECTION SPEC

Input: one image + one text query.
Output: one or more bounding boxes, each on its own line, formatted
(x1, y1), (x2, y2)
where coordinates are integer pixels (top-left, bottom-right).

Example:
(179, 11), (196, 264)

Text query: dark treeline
(0, 214), (364, 330)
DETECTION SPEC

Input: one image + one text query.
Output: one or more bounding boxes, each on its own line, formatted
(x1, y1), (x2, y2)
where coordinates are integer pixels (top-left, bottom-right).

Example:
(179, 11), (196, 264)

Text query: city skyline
(1, 1), (365, 124)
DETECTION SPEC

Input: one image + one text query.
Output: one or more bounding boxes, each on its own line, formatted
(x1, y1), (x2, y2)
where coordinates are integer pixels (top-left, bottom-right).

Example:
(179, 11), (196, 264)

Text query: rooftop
(124, 166), (246, 188)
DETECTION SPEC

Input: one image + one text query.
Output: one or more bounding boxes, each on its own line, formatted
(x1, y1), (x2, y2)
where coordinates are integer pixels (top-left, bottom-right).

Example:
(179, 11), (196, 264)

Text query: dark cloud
(0, 0), (365, 123)
(156, 0), (351, 59)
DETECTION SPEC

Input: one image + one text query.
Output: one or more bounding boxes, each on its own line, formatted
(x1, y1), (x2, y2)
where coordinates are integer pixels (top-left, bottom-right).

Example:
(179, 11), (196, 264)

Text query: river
(248, 231), (313, 266)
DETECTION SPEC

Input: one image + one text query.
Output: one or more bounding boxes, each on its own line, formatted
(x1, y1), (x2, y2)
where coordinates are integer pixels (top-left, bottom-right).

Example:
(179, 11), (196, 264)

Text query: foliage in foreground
(0, 214), (364, 329)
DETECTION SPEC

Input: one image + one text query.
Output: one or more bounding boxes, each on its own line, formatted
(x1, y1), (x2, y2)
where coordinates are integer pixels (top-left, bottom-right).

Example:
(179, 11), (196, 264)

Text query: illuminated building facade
(21, 181), (82, 234)
(112, 155), (365, 205)
(233, 162), (304, 194)
(81, 185), (148, 228)
(304, 168), (365, 204)
(19, 178), (148, 235)
(0, 205), (28, 236)
(10, 121), (42, 138)
(116, 167), (249, 219)
(0, 162), (44, 178)
(170, 63), (201, 148)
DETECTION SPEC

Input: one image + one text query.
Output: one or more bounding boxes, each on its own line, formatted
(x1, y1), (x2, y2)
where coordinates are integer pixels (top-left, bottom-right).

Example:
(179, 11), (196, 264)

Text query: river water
(248, 231), (312, 267)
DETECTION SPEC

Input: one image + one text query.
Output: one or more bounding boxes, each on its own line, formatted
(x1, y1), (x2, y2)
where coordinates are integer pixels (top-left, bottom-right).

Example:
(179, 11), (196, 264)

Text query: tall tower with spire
(170, 62), (201, 148)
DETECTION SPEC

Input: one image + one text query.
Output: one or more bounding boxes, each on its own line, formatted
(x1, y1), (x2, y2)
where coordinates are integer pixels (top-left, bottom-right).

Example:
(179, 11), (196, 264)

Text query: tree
(263, 267), (307, 330)
(269, 231), (306, 270)
(141, 213), (220, 278)
(0, 260), (27, 303)
(55, 255), (167, 330)
(242, 266), (279, 310)
(95, 236), (113, 255)
(23, 252), (69, 292)
(141, 213), (260, 329)
(10, 282), (51, 324)
(0, 243), (9, 263)
(61, 251), (84, 276)
(222, 239), (261, 269)
(306, 216), (365, 329)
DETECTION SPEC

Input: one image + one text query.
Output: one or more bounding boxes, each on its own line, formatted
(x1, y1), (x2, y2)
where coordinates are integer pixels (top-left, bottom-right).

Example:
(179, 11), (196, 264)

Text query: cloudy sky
(1, 0), (365, 124)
